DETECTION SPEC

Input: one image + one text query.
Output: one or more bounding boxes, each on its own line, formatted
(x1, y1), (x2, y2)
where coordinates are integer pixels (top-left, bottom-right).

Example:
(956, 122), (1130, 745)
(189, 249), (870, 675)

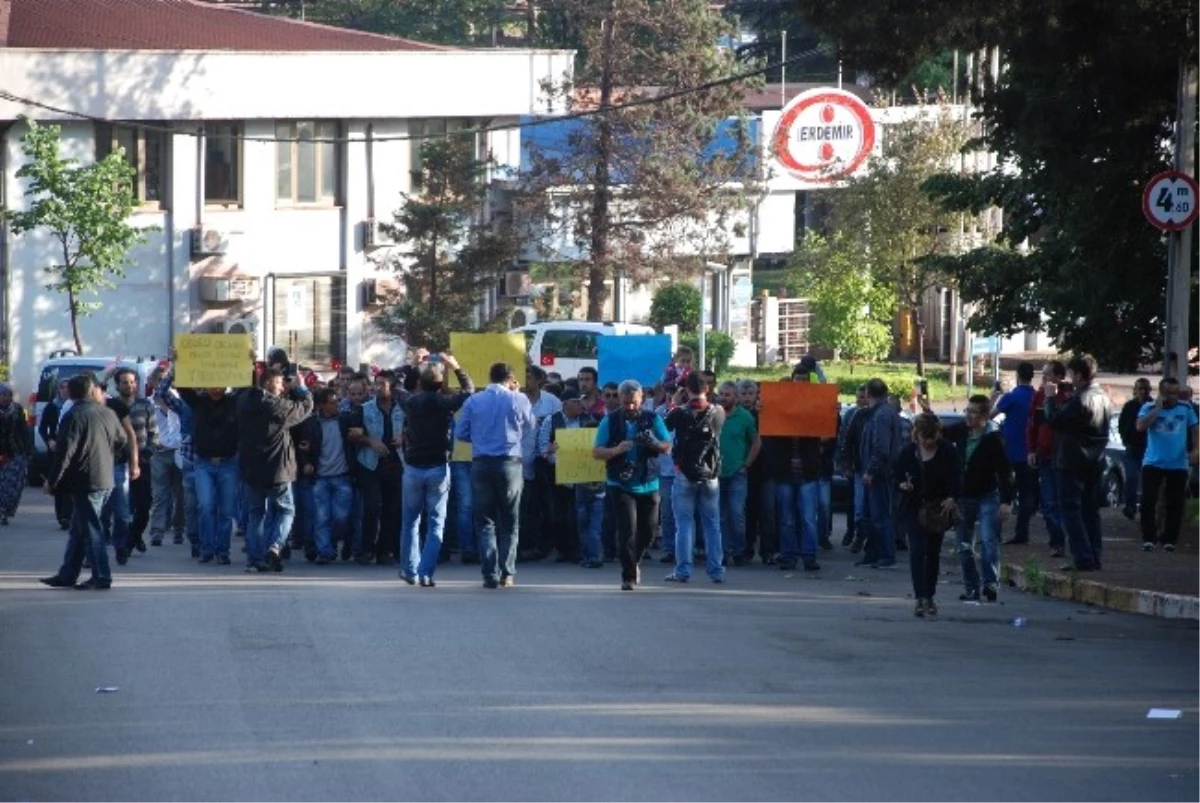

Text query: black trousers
(611, 487), (658, 583)
(1141, 466), (1188, 546)
(360, 460), (402, 558)
(129, 462), (152, 541)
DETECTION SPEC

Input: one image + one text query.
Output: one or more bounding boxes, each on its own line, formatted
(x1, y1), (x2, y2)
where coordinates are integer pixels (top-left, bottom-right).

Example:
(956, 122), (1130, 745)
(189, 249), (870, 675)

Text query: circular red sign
(772, 89), (876, 183)
(1142, 170), (1199, 232)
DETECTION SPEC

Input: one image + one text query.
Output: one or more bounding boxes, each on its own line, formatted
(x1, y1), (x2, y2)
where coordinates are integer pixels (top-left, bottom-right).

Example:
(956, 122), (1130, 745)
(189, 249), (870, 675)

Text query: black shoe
(959, 590), (980, 602)
(803, 560), (821, 571)
(134, 538), (147, 553)
(375, 552), (394, 566)
(620, 581), (635, 591)
(1121, 506), (1137, 521)
(555, 553), (577, 564)
(483, 578), (499, 589)
(461, 552), (480, 565)
(356, 553), (374, 565)
(150, 537), (162, 547)
(39, 575), (75, 588)
(1003, 537), (1030, 546)
(849, 537), (865, 554)
(74, 579), (111, 590)
(841, 533), (854, 547)
(983, 585), (998, 602)
(660, 553), (675, 564)
(216, 555), (230, 565)
(819, 538), (834, 551)
(173, 535), (184, 545)
(340, 545), (353, 562)
(1049, 547), (1064, 558)
(190, 545), (201, 559)
(400, 574), (417, 585)
(582, 559), (604, 569)
(267, 548), (285, 573)
(280, 545), (292, 560)
(58, 519), (71, 530)
(732, 554), (747, 567)
(199, 554), (214, 564)
(419, 576), (436, 588)
(778, 560), (798, 571)
(1164, 544), (1177, 553)
(115, 548), (130, 566)
(1060, 562), (1097, 572)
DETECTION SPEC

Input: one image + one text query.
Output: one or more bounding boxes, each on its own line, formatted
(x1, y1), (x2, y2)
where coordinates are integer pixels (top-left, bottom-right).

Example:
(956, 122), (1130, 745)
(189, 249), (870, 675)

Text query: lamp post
(700, 260), (728, 371)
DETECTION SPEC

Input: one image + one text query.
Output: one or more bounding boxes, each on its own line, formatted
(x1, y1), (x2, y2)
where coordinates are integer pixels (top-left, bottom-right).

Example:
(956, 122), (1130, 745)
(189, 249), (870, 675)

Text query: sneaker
(134, 538), (147, 553)
(849, 537), (865, 554)
(732, 554), (747, 567)
(819, 538), (834, 551)
(872, 559), (897, 570)
(199, 554), (214, 564)
(315, 555), (331, 565)
(620, 581), (634, 591)
(841, 533), (854, 547)
(664, 573), (689, 583)
(853, 557), (876, 568)
(217, 555), (231, 565)
(150, 537), (163, 547)
(500, 576), (515, 588)
(660, 552), (676, 564)
(1142, 541), (1156, 552)
(959, 590), (980, 603)
(190, 545), (201, 559)
(582, 559), (604, 569)
(1164, 544), (1176, 553)
(1122, 507), (1137, 521)
(483, 578), (499, 589)
(914, 598), (928, 617)
(802, 560), (821, 572)
(115, 548), (130, 566)
(926, 599), (939, 616)
(764, 553), (781, 566)
(711, 575), (725, 584)
(419, 576), (436, 588)
(244, 564), (268, 574)
(778, 560), (798, 571)
(399, 574), (417, 586)
(1049, 547), (1064, 558)
(982, 585), (998, 602)
(266, 548), (285, 573)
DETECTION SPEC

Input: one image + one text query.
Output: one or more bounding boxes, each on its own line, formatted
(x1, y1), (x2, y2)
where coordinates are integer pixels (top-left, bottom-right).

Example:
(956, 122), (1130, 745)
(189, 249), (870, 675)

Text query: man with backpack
(663, 372), (726, 584)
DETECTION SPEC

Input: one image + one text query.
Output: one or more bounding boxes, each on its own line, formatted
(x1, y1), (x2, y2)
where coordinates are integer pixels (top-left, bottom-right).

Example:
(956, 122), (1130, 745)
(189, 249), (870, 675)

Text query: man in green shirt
(717, 381), (761, 566)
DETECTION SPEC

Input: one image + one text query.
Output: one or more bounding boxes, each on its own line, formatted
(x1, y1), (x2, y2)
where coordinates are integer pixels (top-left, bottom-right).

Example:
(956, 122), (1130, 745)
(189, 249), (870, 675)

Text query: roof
(0, 0), (443, 51)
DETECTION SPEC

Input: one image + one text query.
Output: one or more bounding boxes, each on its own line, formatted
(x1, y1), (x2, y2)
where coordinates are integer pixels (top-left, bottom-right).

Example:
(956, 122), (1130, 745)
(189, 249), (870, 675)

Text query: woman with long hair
(0, 382), (33, 525)
(895, 413), (960, 617)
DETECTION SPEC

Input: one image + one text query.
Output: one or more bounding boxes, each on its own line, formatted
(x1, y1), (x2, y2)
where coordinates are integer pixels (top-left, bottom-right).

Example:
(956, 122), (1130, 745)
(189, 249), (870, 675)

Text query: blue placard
(597, 334), (672, 389)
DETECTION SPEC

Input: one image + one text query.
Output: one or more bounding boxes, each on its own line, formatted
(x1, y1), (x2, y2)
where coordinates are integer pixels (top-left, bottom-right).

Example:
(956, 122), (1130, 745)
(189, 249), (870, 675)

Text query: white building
(0, 0), (572, 394)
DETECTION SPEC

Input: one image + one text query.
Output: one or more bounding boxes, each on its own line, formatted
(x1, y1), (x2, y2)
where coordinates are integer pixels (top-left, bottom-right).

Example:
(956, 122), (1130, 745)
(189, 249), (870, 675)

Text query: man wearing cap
(539, 388), (603, 567)
(455, 363), (536, 588)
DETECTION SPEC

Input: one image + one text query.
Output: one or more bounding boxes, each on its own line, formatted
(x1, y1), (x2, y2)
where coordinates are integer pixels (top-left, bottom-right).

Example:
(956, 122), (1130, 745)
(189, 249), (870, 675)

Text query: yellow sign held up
(449, 332), (526, 390)
(174, 334), (253, 388)
(554, 428), (607, 485)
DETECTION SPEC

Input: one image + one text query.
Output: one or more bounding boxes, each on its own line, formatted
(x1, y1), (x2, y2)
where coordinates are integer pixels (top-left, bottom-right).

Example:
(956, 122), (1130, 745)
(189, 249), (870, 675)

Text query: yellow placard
(451, 438), (473, 462)
(174, 334), (253, 388)
(554, 428), (607, 485)
(449, 332), (526, 390)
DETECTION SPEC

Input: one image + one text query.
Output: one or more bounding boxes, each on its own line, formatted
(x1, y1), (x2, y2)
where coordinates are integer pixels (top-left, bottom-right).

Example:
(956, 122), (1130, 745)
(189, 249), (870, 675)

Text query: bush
(680, 330), (735, 375)
(649, 282), (701, 333)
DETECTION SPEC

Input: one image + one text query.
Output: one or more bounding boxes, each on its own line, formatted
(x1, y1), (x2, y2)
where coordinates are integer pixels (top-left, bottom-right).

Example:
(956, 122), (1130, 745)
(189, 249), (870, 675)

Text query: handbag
(915, 450), (957, 534)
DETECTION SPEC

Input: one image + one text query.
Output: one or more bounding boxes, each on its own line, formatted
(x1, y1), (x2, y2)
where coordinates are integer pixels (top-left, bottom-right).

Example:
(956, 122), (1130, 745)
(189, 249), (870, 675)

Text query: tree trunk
(68, 289), (83, 354)
(914, 306), (926, 378)
(586, 0), (616, 323)
(526, 0), (537, 43)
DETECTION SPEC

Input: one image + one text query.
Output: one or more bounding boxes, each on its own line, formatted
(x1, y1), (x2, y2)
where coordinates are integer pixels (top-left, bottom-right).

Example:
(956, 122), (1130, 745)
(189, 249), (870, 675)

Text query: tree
(373, 134), (516, 350)
(790, 233), (894, 365)
(259, 0), (507, 47)
(775, 0), (1199, 369)
(826, 103), (974, 375)
(4, 119), (150, 355)
(518, 0), (762, 321)
(648, 281), (701, 332)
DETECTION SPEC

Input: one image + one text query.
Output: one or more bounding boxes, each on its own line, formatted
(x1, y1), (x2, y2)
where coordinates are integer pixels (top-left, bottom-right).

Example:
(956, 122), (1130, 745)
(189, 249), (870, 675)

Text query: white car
(510, 321), (657, 380)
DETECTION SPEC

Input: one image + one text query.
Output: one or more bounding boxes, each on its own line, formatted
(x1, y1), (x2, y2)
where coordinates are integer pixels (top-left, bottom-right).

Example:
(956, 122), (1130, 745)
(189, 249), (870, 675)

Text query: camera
(616, 462), (637, 483)
(635, 430), (659, 450)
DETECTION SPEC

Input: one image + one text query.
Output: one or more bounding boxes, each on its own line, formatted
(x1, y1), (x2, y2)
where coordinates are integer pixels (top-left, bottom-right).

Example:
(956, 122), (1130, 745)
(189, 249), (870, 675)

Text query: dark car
(1101, 418), (1127, 509)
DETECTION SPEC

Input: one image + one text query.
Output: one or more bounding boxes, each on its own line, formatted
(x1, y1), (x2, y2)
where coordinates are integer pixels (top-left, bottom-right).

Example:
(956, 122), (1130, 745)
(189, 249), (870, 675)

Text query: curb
(1002, 562), (1199, 620)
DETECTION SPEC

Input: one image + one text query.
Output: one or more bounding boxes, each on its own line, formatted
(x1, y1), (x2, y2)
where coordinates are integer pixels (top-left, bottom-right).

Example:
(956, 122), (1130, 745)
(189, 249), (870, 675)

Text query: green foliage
(649, 282), (701, 333)
(265, 0), (508, 47)
(679, 330), (735, 375)
(790, 233), (895, 363)
(374, 135), (516, 351)
(4, 118), (151, 355)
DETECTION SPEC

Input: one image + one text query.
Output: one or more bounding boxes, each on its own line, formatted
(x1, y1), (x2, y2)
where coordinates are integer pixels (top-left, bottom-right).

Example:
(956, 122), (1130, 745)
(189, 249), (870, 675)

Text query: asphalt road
(1, 498), (1196, 802)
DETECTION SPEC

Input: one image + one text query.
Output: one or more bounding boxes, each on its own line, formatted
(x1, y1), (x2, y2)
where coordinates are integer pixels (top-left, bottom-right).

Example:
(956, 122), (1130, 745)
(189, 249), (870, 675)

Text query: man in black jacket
(1046, 354), (1112, 572)
(1117, 378), (1152, 519)
(40, 374), (128, 590)
(238, 367), (313, 573)
(296, 388), (358, 564)
(398, 355), (473, 586)
(39, 378), (73, 529)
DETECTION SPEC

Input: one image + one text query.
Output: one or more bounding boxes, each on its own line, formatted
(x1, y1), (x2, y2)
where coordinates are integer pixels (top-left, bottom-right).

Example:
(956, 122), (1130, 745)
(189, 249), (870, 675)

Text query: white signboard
(1142, 170), (1199, 232)
(771, 88), (877, 185)
(286, 283), (307, 331)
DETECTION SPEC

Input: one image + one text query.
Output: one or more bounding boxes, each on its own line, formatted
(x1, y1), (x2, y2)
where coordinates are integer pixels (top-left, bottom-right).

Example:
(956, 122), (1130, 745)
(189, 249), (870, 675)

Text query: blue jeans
(955, 492), (1001, 592)
(1036, 459), (1066, 549)
(400, 464), (451, 578)
(672, 478), (723, 580)
(179, 456), (200, 547)
(719, 471), (748, 558)
(1121, 452), (1143, 512)
(575, 484), (606, 562)
(775, 478), (820, 562)
(101, 463), (131, 551)
(853, 473), (869, 545)
(865, 478), (896, 564)
(471, 457), (523, 582)
(243, 482), (296, 567)
(816, 477), (832, 540)
(314, 475), (353, 559)
(450, 461), (474, 554)
(193, 458), (239, 559)
(1058, 467), (1102, 568)
(58, 489), (112, 584)
(658, 475), (677, 553)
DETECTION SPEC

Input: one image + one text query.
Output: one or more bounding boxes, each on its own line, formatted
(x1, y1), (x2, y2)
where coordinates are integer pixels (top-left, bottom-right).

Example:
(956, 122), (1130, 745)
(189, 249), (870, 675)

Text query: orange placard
(758, 382), (839, 437)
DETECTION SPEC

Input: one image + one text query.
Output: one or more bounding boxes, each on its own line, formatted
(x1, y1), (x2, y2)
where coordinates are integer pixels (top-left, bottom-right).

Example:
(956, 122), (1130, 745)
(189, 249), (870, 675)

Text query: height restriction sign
(1142, 170), (1199, 231)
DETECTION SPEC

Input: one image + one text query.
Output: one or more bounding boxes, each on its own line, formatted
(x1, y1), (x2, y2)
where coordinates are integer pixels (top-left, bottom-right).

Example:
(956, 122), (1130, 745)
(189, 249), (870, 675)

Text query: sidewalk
(998, 507), (1199, 620)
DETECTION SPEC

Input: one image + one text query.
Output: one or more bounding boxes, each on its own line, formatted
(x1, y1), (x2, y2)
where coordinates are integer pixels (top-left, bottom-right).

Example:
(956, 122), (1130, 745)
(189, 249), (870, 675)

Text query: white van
(510, 321), (657, 379)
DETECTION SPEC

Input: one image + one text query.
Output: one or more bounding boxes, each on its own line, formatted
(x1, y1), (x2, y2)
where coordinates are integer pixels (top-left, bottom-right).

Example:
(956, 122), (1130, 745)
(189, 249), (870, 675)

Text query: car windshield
(36, 364), (111, 403)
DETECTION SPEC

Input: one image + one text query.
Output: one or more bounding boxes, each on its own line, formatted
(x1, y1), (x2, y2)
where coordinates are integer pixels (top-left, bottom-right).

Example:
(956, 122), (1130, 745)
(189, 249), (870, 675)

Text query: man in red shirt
(1026, 360), (1070, 558)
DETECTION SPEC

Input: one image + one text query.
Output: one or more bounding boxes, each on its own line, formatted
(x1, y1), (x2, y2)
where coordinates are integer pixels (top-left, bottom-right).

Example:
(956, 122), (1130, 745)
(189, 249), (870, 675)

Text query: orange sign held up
(758, 382), (839, 437)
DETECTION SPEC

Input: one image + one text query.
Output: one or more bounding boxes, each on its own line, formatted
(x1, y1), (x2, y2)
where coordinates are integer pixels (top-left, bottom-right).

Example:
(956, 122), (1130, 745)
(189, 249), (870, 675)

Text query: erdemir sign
(772, 88), (876, 183)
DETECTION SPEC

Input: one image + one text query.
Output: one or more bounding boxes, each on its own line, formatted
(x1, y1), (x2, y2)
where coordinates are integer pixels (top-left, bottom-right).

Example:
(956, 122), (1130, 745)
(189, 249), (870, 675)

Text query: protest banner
(174, 334), (253, 388)
(597, 334), (672, 388)
(554, 428), (607, 485)
(758, 382), (839, 437)
(449, 332), (526, 389)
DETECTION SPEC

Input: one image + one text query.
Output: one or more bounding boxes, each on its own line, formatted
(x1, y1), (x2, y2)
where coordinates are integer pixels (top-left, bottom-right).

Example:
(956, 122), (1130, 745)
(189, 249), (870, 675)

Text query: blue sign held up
(597, 334), (672, 388)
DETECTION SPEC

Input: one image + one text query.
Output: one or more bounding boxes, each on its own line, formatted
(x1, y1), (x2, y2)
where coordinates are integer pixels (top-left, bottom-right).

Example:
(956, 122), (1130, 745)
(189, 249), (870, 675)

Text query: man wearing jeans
(238, 368), (313, 573)
(992, 362), (1037, 545)
(716, 381), (759, 567)
(1026, 361), (1070, 557)
(538, 390), (602, 567)
(297, 388), (357, 564)
(455, 363), (534, 589)
(399, 355), (473, 586)
(1118, 378), (1152, 520)
(859, 378), (902, 569)
(1136, 377), (1199, 552)
(664, 372), (725, 583)
(40, 373), (127, 590)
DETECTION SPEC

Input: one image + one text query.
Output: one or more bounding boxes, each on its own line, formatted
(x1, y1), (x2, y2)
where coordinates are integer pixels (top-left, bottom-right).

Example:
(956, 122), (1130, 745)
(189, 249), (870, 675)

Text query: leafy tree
(259, 0), (507, 47)
(374, 134), (516, 351)
(4, 119), (150, 355)
(518, 0), (762, 321)
(649, 281), (701, 332)
(825, 103), (974, 375)
(791, 233), (894, 364)
(777, 0), (1199, 369)
(680, 330), (735, 374)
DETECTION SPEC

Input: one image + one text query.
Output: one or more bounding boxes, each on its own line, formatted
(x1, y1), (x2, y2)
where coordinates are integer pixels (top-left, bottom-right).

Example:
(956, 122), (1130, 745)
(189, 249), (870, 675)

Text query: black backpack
(673, 405), (721, 483)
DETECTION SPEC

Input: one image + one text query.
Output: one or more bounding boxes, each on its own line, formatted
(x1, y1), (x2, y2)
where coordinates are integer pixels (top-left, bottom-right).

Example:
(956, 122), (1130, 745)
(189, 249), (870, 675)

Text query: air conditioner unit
(215, 315), (260, 336)
(361, 276), (401, 307)
(503, 270), (531, 298)
(363, 218), (391, 249)
(507, 306), (537, 329)
(199, 276), (260, 302)
(192, 227), (231, 257)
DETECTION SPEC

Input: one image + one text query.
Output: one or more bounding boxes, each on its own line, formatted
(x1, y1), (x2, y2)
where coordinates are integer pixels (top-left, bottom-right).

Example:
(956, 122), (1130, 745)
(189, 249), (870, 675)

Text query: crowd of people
(24, 344), (1198, 610)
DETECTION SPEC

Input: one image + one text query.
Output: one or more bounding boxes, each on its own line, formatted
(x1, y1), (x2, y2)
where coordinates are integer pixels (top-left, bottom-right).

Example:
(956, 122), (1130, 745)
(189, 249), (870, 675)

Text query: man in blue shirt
(593, 380), (670, 591)
(455, 362), (536, 588)
(1136, 377), (1199, 552)
(992, 362), (1037, 545)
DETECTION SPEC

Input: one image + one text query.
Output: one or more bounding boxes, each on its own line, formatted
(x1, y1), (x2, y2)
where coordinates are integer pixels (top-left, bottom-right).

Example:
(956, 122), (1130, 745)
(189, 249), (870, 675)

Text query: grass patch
(1022, 555), (1049, 596)
(727, 360), (969, 403)
(1186, 498), (1199, 526)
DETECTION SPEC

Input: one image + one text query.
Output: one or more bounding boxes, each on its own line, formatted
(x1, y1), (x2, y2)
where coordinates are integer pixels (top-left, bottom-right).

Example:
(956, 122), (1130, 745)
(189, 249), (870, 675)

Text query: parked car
(1102, 416), (1127, 509)
(28, 350), (163, 484)
(510, 320), (657, 380)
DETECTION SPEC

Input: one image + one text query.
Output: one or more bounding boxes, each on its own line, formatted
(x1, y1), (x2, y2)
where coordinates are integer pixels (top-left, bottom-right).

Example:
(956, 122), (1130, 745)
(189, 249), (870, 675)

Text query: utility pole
(589, 0), (617, 322)
(1164, 58), (1198, 383)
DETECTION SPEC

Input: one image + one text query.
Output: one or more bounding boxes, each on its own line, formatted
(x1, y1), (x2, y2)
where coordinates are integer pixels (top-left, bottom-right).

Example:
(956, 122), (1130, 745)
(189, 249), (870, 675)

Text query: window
(276, 121), (339, 205)
(540, 330), (598, 360)
(409, 119), (483, 181)
(205, 123), (241, 205)
(271, 275), (346, 364)
(95, 123), (167, 206)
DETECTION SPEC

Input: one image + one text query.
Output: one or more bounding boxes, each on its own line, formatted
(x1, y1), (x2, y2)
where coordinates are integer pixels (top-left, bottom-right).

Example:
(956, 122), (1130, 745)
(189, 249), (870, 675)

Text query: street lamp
(699, 260), (728, 371)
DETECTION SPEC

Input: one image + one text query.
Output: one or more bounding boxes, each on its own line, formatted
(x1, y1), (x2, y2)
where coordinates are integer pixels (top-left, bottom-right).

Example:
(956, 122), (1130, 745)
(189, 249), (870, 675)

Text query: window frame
(275, 120), (340, 207)
(94, 122), (169, 209)
(203, 122), (243, 207)
(540, 330), (598, 360)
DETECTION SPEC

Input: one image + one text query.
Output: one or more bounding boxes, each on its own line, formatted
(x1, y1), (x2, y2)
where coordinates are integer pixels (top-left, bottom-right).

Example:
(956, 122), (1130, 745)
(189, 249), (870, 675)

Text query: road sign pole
(1164, 59), (1197, 383)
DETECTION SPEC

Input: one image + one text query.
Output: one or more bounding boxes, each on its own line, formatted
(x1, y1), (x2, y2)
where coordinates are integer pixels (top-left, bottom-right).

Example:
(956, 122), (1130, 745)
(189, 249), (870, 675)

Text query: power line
(0, 48), (823, 145)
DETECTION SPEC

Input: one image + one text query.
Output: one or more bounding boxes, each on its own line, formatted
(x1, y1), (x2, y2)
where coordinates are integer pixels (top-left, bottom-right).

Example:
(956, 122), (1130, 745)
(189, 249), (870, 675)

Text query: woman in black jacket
(896, 413), (960, 617)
